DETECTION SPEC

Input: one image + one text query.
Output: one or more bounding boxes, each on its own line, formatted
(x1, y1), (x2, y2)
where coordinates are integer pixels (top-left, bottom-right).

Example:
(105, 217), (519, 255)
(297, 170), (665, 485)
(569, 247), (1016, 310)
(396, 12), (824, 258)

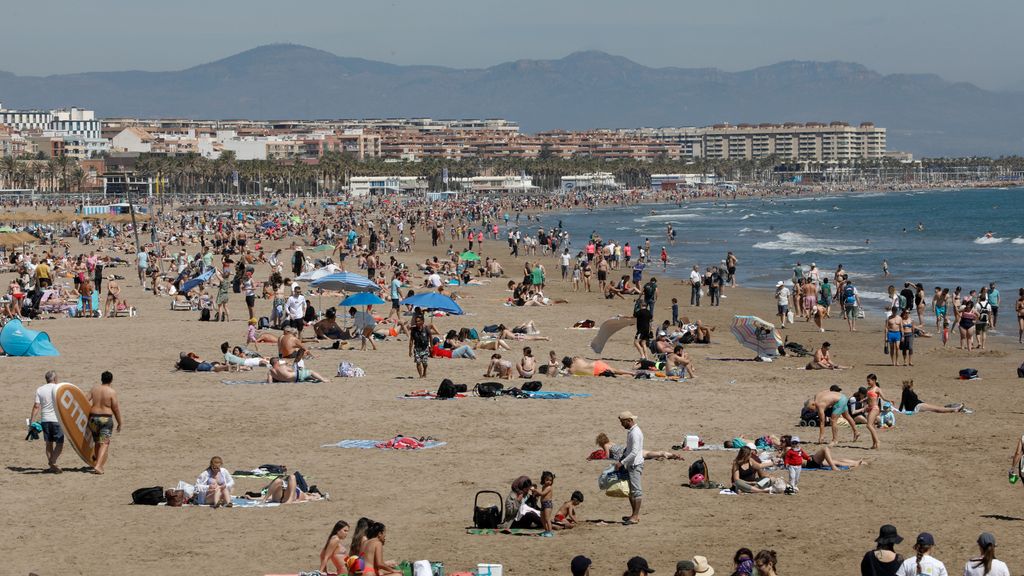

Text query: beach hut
(0, 319), (60, 356)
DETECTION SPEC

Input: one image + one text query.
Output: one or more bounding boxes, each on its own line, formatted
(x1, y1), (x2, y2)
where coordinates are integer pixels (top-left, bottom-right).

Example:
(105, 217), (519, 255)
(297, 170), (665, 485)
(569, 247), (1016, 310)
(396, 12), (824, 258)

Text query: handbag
(605, 479), (630, 498)
(164, 489), (186, 507)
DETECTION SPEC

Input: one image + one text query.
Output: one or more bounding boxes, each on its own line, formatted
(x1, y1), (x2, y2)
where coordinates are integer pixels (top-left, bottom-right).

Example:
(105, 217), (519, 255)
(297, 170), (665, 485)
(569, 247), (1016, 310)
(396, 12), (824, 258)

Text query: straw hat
(693, 556), (714, 576)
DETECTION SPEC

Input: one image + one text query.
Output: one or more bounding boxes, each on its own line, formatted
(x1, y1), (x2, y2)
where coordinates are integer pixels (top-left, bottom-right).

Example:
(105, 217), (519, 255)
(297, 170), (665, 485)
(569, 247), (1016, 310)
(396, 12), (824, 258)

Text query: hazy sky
(2, 0), (1020, 90)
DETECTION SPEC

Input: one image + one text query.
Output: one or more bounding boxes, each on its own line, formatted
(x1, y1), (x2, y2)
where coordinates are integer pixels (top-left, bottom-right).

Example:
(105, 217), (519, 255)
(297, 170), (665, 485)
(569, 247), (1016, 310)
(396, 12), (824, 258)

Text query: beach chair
(170, 298), (194, 311)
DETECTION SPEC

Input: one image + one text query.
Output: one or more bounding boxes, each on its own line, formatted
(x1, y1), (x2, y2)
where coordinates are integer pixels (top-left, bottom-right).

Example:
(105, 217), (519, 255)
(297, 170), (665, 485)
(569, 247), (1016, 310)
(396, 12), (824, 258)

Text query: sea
(539, 187), (1024, 308)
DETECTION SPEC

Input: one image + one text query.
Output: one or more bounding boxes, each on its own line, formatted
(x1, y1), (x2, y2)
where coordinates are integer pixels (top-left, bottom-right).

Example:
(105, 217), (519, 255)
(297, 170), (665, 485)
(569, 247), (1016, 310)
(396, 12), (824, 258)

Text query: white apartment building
(0, 103), (107, 158)
(561, 172), (618, 191)
(452, 175), (536, 193)
(348, 176), (428, 197)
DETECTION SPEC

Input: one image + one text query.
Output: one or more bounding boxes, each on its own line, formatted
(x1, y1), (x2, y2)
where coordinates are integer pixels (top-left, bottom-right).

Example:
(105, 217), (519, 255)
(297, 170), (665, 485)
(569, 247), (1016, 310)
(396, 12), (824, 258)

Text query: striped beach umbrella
(730, 315), (783, 358)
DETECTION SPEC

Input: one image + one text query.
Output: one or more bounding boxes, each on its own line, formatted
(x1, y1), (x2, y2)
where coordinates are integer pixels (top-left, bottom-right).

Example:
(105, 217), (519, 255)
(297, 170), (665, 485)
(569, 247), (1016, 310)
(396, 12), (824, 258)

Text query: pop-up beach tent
(0, 319), (60, 356)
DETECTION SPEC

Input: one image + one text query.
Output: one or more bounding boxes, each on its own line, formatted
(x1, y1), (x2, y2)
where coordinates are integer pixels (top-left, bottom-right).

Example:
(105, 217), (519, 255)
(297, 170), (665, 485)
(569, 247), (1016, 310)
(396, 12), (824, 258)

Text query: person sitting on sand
(484, 354), (513, 379)
(195, 456), (234, 508)
(221, 342), (269, 370)
(358, 522), (401, 576)
(805, 385), (860, 445)
(805, 342), (850, 370)
(279, 325), (313, 367)
(591, 432), (684, 461)
(266, 356), (328, 383)
(541, 350), (560, 377)
(730, 446), (777, 494)
(318, 520), (350, 575)
(553, 490), (583, 529)
(665, 345), (696, 378)
(176, 351), (229, 372)
(777, 435), (865, 470)
(517, 347), (537, 378)
(255, 472), (324, 504)
(899, 379), (966, 414)
(313, 307), (346, 340)
(561, 356), (636, 377)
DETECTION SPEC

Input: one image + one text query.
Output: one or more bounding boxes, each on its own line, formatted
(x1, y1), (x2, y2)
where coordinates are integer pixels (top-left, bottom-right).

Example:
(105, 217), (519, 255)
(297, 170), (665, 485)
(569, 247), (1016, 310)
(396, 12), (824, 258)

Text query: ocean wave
(793, 209), (828, 214)
(752, 232), (870, 255)
(634, 213), (701, 222)
(1013, 237), (1024, 244)
(973, 236), (1006, 244)
(856, 290), (893, 302)
(741, 214), (755, 220)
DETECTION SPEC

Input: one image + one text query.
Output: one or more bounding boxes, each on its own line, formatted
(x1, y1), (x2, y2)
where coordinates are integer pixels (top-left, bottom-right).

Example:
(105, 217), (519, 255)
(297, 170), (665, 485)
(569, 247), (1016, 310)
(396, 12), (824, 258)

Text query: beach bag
(482, 324), (500, 333)
(164, 489), (186, 507)
(437, 378), (458, 399)
(131, 486), (165, 505)
(199, 308), (211, 322)
(258, 316), (270, 329)
(473, 490), (504, 529)
(522, 381), (542, 392)
(259, 464), (287, 475)
(337, 361), (365, 378)
(688, 458), (710, 485)
(959, 368), (979, 380)
(605, 479), (631, 498)
(474, 382), (504, 398)
(293, 471), (309, 493)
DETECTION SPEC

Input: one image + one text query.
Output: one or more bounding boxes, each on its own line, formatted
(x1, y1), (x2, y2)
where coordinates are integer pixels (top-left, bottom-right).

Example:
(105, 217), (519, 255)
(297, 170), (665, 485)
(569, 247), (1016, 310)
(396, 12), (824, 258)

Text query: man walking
(285, 285), (308, 336)
(29, 371), (63, 473)
(87, 371), (122, 475)
(615, 411), (644, 525)
(408, 314), (431, 378)
(689, 265), (702, 306)
(642, 277), (658, 314)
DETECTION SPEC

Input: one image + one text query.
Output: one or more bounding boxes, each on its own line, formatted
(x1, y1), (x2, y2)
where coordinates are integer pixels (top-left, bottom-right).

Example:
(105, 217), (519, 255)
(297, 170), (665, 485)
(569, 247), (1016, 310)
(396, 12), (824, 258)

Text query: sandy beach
(4, 226), (1023, 576)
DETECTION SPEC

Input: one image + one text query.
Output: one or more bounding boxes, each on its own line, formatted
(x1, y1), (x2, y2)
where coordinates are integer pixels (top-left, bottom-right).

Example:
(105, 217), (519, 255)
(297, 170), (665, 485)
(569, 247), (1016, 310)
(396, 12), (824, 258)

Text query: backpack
(474, 382), (504, 398)
(643, 282), (656, 300)
(843, 285), (856, 304)
(131, 486), (165, 505)
(977, 305), (990, 325)
(522, 380), (542, 392)
(293, 471), (309, 493)
(164, 489), (186, 507)
(437, 378), (458, 399)
(959, 368), (979, 380)
(199, 308), (211, 322)
(258, 316), (270, 329)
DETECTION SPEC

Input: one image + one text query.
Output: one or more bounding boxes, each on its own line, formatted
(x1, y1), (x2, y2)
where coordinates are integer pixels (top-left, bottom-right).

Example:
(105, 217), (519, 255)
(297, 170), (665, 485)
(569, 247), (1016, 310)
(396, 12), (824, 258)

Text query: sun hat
(627, 556), (655, 573)
(916, 533), (935, 546)
(875, 524), (904, 545)
(776, 281), (784, 287)
(692, 556), (714, 575)
(570, 555), (592, 576)
(618, 411), (638, 421)
(978, 532), (996, 547)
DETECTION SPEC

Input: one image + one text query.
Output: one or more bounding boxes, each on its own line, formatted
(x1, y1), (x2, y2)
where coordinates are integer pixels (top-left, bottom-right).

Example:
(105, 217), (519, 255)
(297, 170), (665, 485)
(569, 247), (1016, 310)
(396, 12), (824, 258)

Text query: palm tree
(1, 156), (18, 189)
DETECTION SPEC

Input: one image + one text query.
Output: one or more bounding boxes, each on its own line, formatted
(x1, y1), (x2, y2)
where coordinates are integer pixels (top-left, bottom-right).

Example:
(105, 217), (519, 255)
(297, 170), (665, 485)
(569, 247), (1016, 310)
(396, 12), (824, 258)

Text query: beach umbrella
(401, 292), (463, 315)
(311, 272), (380, 293)
(180, 269), (215, 295)
(296, 264), (340, 283)
(730, 315), (783, 358)
(459, 251), (480, 261)
(340, 292), (386, 307)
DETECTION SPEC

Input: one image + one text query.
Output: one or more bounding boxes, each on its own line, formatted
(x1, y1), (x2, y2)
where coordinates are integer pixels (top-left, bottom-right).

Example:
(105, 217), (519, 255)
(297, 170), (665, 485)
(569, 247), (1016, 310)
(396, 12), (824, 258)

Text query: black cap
(571, 555), (592, 576)
(627, 556), (655, 573)
(875, 524), (904, 545)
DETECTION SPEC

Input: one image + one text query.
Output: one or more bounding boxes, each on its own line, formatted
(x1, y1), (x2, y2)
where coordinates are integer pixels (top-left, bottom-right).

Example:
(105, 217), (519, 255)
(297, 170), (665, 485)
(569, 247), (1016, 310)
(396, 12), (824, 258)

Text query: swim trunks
(541, 500), (553, 509)
(414, 348), (430, 365)
(886, 331), (902, 343)
(935, 306), (946, 317)
(593, 360), (611, 376)
(88, 415), (114, 444)
(831, 395), (849, 416)
(554, 513), (566, 523)
(296, 368), (312, 382)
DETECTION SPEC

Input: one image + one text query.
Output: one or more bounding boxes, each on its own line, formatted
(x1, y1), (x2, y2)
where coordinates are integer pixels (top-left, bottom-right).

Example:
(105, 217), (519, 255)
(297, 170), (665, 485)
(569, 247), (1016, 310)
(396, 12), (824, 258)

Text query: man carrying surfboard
(29, 371), (64, 473)
(87, 371), (122, 475)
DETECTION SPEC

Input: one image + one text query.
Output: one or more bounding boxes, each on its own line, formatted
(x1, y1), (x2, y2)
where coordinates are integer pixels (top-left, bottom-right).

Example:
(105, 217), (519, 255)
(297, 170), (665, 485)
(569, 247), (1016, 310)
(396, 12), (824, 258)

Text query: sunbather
(561, 356), (635, 377)
(592, 432), (683, 461)
(267, 357), (328, 383)
(777, 434), (866, 469)
(221, 342), (269, 370)
(176, 351), (229, 372)
(256, 472), (323, 504)
(517, 347), (537, 378)
(665, 345), (696, 378)
(475, 338), (511, 351)
(246, 319), (280, 350)
(805, 386), (860, 445)
(195, 456), (234, 508)
(314, 308), (346, 340)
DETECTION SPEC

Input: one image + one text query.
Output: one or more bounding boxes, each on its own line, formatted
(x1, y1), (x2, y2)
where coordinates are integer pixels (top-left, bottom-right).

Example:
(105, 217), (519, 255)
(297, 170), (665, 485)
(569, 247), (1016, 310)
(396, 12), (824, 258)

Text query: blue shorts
(886, 331), (902, 344)
(41, 422), (64, 443)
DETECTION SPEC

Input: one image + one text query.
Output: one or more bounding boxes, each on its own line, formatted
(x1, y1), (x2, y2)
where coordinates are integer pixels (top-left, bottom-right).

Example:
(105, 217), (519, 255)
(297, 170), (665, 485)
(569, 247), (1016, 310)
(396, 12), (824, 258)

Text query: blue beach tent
(0, 319), (60, 356)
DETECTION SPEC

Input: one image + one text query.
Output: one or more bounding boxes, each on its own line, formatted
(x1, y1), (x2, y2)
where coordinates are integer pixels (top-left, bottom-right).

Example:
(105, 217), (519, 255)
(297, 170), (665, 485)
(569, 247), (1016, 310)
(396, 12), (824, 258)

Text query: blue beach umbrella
(311, 272), (380, 293)
(340, 292), (386, 307)
(401, 292), (463, 315)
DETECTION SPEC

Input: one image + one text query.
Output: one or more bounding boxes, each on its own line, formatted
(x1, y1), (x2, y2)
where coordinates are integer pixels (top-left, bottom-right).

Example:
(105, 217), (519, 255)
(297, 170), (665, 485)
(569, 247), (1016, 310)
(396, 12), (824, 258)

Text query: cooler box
(477, 564), (503, 576)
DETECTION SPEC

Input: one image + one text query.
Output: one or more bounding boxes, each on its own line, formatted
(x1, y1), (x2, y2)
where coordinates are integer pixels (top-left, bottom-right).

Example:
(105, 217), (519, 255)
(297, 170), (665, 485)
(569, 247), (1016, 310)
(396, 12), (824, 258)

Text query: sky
(2, 0), (1021, 91)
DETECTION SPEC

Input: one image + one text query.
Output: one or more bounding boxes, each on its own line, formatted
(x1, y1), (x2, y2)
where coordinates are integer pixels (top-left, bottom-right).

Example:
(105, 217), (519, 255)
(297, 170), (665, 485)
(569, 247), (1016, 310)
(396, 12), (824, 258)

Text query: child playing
(532, 471), (556, 537)
(671, 298), (680, 327)
(546, 350), (560, 377)
(783, 436), (810, 492)
(553, 490), (584, 529)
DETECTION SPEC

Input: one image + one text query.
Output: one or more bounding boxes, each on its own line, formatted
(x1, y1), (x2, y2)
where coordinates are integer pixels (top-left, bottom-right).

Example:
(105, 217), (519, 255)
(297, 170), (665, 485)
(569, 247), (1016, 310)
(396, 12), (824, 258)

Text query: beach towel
(803, 465), (851, 471)
(321, 439), (447, 450)
(524, 391), (591, 399)
(466, 528), (546, 536)
(400, 391), (468, 399)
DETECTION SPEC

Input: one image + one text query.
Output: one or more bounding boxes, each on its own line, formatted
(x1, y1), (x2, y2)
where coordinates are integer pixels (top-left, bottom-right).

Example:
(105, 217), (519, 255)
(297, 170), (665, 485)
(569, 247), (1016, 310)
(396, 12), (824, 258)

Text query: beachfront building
(0, 104), (108, 159)
(561, 172), (619, 191)
(348, 176), (428, 197)
(451, 175), (536, 193)
(650, 173), (720, 190)
(621, 122), (886, 162)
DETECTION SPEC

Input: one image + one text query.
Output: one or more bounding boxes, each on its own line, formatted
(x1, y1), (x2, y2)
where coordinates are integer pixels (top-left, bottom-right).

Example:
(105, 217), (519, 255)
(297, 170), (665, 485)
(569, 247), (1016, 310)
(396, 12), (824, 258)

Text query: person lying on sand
(221, 342), (269, 370)
(591, 432), (683, 461)
(561, 356), (635, 377)
(176, 351), (229, 372)
(778, 435), (866, 469)
(266, 357), (328, 383)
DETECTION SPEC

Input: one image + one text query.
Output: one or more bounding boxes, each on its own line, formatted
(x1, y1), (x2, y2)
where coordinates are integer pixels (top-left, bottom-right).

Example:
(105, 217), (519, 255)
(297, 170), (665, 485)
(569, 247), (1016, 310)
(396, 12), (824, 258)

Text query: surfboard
(54, 382), (95, 467)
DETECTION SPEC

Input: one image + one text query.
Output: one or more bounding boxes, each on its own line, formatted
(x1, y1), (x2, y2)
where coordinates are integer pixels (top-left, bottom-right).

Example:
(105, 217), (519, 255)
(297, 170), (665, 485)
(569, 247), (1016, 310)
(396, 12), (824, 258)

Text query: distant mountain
(2, 44), (1023, 157)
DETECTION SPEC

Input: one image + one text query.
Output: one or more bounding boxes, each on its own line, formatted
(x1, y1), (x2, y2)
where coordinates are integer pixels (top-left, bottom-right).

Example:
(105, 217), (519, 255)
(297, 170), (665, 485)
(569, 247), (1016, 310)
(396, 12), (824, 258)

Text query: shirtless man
(561, 356), (635, 377)
(266, 357), (328, 383)
(278, 326), (313, 368)
(517, 347), (537, 378)
(811, 303), (828, 332)
(884, 310), (902, 366)
(87, 371), (122, 474)
(484, 354), (513, 379)
(806, 342), (850, 370)
(665, 345), (696, 378)
(801, 280), (818, 321)
(805, 386), (860, 445)
(313, 308), (346, 340)
(104, 280), (123, 318)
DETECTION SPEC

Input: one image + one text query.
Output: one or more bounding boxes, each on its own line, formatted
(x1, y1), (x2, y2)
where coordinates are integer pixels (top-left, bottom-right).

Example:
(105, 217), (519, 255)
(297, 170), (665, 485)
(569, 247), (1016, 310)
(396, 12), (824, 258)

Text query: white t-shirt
(560, 253), (571, 267)
(690, 270), (701, 284)
(427, 273), (442, 288)
(963, 558), (1010, 576)
(776, 287), (791, 306)
(34, 383), (59, 423)
(896, 555), (947, 576)
(285, 294), (306, 320)
(351, 310), (376, 331)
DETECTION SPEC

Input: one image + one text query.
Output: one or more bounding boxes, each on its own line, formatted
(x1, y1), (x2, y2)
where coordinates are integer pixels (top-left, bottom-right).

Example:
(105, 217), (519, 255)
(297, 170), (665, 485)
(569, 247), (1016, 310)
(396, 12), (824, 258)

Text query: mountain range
(2, 44), (1023, 157)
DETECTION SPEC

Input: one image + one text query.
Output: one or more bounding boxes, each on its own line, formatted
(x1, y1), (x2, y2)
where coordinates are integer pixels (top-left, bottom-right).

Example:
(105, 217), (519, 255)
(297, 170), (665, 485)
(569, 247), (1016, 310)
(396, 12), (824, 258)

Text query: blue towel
(525, 391), (592, 399)
(321, 439), (447, 450)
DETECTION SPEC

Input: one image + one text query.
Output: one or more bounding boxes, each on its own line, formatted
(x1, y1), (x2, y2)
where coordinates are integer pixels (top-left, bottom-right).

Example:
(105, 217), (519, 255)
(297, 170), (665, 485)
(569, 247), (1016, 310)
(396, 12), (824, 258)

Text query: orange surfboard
(55, 383), (95, 467)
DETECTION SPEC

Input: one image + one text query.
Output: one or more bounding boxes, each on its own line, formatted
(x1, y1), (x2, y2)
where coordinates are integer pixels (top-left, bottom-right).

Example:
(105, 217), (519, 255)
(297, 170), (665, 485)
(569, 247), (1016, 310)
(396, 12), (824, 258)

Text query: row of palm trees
(3, 152), (1023, 195)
